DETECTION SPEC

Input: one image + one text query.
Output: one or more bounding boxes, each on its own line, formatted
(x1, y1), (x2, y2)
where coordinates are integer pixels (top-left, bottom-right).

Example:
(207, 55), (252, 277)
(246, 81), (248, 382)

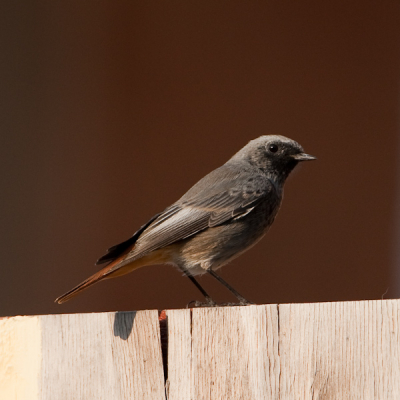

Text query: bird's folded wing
(112, 166), (275, 271)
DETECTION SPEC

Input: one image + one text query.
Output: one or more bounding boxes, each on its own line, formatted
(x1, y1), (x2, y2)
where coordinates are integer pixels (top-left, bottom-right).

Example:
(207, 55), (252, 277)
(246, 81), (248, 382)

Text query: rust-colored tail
(54, 251), (136, 304)
(56, 213), (163, 304)
(55, 248), (167, 303)
(55, 264), (113, 304)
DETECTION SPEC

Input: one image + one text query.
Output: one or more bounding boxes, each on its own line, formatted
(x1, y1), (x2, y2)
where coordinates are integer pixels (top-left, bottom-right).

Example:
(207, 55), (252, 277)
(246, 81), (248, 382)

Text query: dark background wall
(1, 1), (399, 316)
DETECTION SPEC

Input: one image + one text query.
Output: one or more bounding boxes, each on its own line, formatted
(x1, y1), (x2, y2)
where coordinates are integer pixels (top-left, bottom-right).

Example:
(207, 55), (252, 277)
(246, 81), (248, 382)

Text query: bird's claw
(187, 298), (217, 308)
(186, 298), (255, 308)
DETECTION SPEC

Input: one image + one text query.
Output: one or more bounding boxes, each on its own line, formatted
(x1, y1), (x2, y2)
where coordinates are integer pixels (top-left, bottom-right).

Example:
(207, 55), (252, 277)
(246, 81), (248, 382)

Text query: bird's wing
(112, 164), (275, 270)
(96, 212), (162, 265)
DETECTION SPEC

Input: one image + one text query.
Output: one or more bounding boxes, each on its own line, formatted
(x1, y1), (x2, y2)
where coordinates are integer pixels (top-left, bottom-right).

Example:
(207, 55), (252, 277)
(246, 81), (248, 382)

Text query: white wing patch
(233, 206), (255, 220)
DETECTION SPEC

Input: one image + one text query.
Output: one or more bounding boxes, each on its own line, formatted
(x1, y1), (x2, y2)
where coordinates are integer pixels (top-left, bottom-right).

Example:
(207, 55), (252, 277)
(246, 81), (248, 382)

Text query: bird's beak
(291, 153), (317, 161)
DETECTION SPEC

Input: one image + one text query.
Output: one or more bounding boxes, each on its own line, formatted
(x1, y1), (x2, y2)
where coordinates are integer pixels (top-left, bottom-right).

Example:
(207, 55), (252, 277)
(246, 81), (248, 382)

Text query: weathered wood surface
(278, 301), (400, 399)
(1, 299), (400, 400)
(0, 310), (165, 400)
(165, 300), (400, 400)
(169, 305), (280, 400)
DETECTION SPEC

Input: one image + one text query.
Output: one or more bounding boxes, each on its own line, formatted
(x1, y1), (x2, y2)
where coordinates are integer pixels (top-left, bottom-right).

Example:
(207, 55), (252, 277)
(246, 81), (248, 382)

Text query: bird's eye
(268, 144), (279, 153)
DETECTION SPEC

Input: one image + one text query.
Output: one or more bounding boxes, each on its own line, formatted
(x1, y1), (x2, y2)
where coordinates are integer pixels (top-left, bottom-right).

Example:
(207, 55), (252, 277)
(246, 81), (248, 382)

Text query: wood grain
(0, 310), (164, 400)
(166, 308), (191, 400)
(0, 316), (41, 400)
(278, 300), (400, 400)
(166, 300), (400, 400)
(40, 310), (165, 400)
(2, 300), (400, 399)
(166, 305), (279, 400)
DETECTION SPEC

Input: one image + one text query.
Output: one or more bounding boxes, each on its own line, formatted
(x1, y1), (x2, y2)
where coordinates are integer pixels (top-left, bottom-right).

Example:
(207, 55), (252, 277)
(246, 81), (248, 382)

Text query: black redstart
(56, 135), (315, 305)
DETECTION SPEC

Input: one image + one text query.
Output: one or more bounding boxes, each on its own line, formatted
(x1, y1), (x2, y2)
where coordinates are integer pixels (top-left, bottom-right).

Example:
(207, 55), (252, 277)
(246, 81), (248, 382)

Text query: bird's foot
(238, 298), (255, 306)
(186, 298), (255, 308)
(187, 297), (217, 308)
(217, 300), (255, 307)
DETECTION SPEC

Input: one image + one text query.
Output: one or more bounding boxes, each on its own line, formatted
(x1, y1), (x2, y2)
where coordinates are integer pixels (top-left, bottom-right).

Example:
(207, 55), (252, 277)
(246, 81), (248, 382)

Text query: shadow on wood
(113, 311), (136, 340)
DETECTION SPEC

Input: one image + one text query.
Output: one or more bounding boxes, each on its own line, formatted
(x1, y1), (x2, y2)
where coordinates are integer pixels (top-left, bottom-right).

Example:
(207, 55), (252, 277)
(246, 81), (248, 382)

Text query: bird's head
(231, 135), (316, 184)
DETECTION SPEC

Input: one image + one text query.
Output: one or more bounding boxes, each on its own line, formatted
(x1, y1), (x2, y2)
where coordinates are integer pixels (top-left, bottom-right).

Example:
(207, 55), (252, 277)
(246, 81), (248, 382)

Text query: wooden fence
(1, 299), (399, 399)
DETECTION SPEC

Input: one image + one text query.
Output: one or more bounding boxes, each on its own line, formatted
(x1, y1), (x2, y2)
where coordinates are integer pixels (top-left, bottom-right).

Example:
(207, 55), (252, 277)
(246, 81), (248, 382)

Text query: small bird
(55, 135), (315, 305)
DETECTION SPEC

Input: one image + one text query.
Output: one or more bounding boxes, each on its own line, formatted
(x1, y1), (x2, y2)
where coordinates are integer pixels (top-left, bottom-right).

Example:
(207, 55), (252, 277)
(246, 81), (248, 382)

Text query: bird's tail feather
(55, 246), (174, 304)
(55, 268), (107, 304)
(55, 255), (136, 304)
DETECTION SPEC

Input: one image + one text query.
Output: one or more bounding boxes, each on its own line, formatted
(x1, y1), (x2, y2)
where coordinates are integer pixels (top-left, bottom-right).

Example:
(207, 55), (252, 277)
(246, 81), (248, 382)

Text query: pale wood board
(0, 316), (41, 400)
(40, 310), (165, 400)
(166, 308), (191, 400)
(278, 300), (400, 400)
(167, 304), (280, 400)
(166, 300), (400, 400)
(2, 300), (400, 399)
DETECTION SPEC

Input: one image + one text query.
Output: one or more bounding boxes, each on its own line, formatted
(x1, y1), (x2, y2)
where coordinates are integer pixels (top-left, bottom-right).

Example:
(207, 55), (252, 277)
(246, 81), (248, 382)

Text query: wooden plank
(40, 310), (165, 400)
(0, 311), (166, 400)
(278, 299), (400, 400)
(188, 304), (279, 400)
(166, 300), (400, 399)
(165, 308), (191, 400)
(0, 316), (41, 400)
(2, 300), (400, 399)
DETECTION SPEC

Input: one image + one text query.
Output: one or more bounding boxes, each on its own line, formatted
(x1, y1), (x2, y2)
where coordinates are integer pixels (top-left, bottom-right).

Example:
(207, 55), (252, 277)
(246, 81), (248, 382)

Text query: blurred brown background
(1, 1), (399, 316)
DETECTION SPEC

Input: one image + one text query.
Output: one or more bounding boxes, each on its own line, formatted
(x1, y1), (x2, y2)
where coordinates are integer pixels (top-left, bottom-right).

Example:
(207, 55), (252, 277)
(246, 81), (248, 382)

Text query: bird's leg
(178, 266), (217, 307)
(207, 269), (254, 305)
